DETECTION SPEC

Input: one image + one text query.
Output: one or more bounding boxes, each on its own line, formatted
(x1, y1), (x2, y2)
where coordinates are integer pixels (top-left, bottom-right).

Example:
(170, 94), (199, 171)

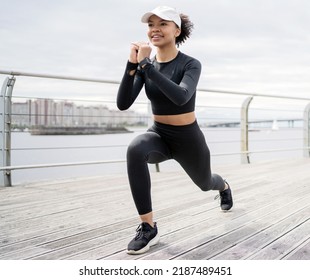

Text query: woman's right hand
(129, 42), (152, 63)
(129, 42), (140, 63)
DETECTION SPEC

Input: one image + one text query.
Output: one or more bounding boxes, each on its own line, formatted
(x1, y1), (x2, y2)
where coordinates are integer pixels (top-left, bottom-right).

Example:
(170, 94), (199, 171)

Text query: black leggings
(126, 120), (225, 215)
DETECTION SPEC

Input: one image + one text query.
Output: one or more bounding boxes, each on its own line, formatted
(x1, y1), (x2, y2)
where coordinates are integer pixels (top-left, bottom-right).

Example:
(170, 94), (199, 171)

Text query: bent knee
(194, 178), (213, 192)
(127, 141), (145, 161)
(195, 174), (225, 192)
(198, 184), (213, 192)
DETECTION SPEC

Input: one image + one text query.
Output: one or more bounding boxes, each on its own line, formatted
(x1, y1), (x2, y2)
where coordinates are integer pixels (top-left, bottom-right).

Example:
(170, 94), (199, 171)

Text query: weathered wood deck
(1, 158), (310, 260)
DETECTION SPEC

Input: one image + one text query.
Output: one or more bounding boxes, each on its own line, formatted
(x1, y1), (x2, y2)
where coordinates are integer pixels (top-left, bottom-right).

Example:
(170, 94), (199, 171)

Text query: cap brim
(141, 8), (181, 28)
(141, 12), (155, 23)
(141, 11), (173, 23)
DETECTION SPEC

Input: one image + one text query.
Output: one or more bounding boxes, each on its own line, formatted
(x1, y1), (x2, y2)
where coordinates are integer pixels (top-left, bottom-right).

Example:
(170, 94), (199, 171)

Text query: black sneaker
(215, 180), (233, 211)
(126, 222), (160, 255)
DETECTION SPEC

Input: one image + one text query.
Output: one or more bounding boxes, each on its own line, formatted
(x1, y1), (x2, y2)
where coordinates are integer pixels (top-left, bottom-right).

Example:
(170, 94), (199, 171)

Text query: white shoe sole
(126, 233), (160, 255)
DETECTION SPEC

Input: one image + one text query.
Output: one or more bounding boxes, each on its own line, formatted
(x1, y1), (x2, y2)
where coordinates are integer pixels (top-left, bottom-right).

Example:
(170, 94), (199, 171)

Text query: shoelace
(214, 193), (225, 204)
(214, 189), (228, 203)
(215, 180), (230, 202)
(134, 224), (148, 240)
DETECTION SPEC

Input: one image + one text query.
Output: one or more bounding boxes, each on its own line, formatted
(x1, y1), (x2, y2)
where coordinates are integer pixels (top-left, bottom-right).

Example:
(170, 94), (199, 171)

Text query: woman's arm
(141, 58), (201, 106)
(117, 42), (148, 111)
(116, 61), (144, 111)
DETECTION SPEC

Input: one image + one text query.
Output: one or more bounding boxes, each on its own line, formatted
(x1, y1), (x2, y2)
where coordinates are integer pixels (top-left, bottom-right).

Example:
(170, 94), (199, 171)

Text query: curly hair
(175, 13), (194, 47)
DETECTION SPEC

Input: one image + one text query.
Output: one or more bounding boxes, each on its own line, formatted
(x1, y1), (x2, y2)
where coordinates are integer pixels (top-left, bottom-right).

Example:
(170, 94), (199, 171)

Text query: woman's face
(147, 15), (180, 48)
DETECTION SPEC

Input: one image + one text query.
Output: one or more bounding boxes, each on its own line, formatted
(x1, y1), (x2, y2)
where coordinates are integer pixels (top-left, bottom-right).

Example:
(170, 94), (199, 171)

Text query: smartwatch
(139, 57), (152, 69)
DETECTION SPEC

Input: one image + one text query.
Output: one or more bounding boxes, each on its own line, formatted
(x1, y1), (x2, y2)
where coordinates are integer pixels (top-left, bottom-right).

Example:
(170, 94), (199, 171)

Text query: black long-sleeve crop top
(116, 51), (201, 115)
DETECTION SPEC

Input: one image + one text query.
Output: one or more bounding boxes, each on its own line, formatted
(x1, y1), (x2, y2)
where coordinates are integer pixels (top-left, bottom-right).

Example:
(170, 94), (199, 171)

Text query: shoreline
(29, 126), (132, 135)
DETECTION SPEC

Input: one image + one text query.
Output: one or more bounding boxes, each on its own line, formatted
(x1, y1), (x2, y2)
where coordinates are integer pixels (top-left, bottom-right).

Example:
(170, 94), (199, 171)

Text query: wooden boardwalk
(1, 158), (310, 260)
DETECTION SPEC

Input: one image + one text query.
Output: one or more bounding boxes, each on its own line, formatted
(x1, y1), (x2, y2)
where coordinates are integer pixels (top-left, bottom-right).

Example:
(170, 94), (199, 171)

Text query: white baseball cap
(141, 6), (181, 28)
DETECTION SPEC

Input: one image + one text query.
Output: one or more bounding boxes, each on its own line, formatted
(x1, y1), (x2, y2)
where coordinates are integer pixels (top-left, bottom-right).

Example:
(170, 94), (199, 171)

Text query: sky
(1, 0), (310, 111)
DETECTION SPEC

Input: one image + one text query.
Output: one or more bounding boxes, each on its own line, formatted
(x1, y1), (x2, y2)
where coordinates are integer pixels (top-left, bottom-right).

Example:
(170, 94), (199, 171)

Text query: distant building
(11, 99), (147, 127)
(11, 101), (31, 127)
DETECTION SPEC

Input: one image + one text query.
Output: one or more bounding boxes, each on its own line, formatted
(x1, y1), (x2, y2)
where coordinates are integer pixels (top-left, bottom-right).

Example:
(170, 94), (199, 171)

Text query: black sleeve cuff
(126, 61), (139, 70)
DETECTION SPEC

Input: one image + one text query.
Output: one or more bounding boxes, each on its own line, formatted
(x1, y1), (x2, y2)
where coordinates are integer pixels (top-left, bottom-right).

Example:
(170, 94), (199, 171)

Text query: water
(10, 127), (304, 185)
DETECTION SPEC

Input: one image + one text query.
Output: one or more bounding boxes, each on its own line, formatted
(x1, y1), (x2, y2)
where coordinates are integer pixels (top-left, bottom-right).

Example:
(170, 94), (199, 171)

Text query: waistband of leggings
(152, 119), (198, 131)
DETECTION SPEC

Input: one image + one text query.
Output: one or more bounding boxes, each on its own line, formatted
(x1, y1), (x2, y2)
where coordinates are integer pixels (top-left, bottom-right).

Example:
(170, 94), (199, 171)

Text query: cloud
(1, 0), (310, 103)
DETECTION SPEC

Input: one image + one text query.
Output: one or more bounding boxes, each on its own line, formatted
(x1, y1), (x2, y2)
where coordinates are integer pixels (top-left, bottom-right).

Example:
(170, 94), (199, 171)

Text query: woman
(117, 6), (233, 255)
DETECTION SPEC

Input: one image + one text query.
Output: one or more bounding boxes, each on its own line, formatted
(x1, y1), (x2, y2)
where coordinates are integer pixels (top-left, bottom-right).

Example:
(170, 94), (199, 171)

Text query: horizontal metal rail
(246, 146), (310, 155)
(198, 88), (310, 101)
(0, 159), (126, 171)
(1, 147), (308, 172)
(12, 94), (149, 107)
(10, 144), (128, 151)
(2, 69), (310, 101)
(7, 137), (303, 151)
(0, 70), (120, 85)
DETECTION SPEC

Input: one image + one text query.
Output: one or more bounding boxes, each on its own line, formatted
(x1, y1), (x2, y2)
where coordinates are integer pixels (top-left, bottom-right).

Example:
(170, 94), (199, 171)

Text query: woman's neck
(155, 46), (179, 63)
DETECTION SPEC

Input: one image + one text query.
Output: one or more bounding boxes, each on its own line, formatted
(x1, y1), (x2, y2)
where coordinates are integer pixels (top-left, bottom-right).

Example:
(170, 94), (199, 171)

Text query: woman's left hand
(137, 42), (152, 63)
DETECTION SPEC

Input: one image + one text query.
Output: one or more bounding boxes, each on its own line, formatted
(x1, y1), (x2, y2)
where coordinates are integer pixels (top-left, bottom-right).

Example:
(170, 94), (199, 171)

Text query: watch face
(143, 58), (150, 64)
(140, 57), (151, 67)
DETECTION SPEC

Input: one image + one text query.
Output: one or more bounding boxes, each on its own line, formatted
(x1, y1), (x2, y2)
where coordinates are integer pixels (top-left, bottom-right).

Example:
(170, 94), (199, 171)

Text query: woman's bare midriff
(153, 111), (196, 126)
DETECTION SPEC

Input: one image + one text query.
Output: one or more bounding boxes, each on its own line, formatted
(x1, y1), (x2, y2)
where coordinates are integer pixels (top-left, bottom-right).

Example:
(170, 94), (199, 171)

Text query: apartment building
(11, 99), (146, 127)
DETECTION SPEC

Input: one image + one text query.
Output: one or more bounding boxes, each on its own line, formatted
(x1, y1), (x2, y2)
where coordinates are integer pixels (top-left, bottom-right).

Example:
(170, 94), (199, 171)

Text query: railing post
(303, 102), (310, 157)
(0, 76), (15, 187)
(240, 96), (253, 164)
(0, 78), (7, 186)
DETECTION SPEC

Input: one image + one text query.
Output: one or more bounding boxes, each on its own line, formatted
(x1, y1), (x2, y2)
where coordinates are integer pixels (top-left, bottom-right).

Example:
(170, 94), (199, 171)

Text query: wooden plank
(180, 204), (310, 260)
(248, 219), (310, 260)
(285, 238), (310, 260)
(212, 207), (310, 260)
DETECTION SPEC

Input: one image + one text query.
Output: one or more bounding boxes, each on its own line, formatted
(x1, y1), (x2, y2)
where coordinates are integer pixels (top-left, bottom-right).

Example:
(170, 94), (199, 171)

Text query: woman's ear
(175, 28), (181, 37)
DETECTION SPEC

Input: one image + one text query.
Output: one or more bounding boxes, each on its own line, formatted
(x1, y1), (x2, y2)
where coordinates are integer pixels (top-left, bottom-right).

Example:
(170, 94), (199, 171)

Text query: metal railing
(1, 69), (310, 187)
